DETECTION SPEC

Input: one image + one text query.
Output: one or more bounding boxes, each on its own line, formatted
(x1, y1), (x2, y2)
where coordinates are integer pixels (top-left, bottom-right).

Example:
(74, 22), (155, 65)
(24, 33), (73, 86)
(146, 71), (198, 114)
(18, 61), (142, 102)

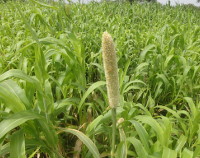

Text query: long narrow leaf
(127, 137), (148, 158)
(0, 111), (42, 139)
(10, 130), (26, 158)
(58, 128), (100, 158)
(78, 81), (106, 112)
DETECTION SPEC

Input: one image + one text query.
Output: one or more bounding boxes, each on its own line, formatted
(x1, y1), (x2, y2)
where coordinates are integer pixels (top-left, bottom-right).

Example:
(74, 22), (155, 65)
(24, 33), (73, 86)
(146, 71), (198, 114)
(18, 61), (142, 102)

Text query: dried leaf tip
(102, 32), (120, 109)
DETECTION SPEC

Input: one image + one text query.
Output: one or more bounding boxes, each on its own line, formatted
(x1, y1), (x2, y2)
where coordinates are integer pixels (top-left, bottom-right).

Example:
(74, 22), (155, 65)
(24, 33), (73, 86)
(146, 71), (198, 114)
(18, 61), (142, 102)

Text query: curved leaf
(58, 128), (101, 158)
(127, 137), (148, 158)
(78, 81), (106, 112)
(0, 111), (42, 139)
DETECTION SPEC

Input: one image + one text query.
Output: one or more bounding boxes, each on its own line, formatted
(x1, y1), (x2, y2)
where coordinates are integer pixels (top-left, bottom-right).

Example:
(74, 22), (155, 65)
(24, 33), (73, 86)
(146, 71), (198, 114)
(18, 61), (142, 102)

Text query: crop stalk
(111, 107), (116, 158)
(102, 32), (120, 158)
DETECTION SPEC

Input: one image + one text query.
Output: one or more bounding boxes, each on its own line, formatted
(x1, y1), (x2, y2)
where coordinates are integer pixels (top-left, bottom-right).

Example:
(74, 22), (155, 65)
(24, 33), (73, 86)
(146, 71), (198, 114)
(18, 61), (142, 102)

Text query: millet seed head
(102, 32), (120, 108)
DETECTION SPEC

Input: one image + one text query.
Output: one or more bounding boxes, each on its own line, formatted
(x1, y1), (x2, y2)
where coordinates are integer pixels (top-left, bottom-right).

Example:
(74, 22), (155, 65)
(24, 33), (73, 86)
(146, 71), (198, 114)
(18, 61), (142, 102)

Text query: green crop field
(0, 0), (200, 157)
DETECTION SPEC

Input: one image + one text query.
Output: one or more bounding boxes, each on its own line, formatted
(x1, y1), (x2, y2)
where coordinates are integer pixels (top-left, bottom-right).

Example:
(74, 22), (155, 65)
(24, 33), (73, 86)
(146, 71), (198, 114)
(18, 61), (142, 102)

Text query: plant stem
(111, 107), (116, 158)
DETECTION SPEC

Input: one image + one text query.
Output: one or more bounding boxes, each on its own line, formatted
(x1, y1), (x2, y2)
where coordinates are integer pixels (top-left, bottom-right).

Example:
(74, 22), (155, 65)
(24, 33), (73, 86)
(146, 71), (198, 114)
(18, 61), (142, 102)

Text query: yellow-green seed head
(102, 32), (120, 109)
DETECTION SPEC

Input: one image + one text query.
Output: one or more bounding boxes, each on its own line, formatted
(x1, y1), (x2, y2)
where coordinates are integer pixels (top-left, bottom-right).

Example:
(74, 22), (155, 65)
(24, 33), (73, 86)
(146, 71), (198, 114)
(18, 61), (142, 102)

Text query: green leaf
(127, 137), (148, 158)
(129, 120), (150, 152)
(156, 106), (180, 119)
(162, 148), (177, 158)
(59, 128), (100, 158)
(116, 141), (127, 158)
(15, 4), (39, 43)
(0, 80), (28, 112)
(78, 81), (106, 112)
(182, 148), (193, 158)
(38, 120), (58, 148)
(139, 44), (156, 62)
(136, 115), (164, 145)
(164, 55), (174, 68)
(193, 145), (200, 157)
(122, 79), (146, 94)
(0, 143), (10, 157)
(117, 125), (127, 158)
(184, 97), (197, 118)
(175, 134), (187, 152)
(0, 69), (41, 93)
(34, 46), (48, 82)
(10, 130), (26, 158)
(28, 147), (40, 158)
(0, 111), (42, 139)
(86, 107), (124, 135)
(86, 115), (104, 134)
(29, 0), (58, 9)
(0, 69), (38, 84)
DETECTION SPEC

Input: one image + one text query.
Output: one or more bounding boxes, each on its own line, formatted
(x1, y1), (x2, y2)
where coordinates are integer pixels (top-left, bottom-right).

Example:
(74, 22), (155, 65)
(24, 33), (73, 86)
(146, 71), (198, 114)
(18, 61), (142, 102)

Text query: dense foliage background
(0, 1), (200, 157)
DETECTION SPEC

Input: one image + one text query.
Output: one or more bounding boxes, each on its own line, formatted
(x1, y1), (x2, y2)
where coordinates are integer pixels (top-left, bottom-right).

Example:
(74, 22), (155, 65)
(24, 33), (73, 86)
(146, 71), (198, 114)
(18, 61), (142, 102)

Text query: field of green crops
(1, 0), (200, 157)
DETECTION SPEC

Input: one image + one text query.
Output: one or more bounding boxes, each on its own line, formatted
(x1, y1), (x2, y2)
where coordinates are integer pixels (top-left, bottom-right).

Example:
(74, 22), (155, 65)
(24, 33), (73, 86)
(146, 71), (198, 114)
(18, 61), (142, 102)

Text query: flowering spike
(102, 32), (120, 109)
